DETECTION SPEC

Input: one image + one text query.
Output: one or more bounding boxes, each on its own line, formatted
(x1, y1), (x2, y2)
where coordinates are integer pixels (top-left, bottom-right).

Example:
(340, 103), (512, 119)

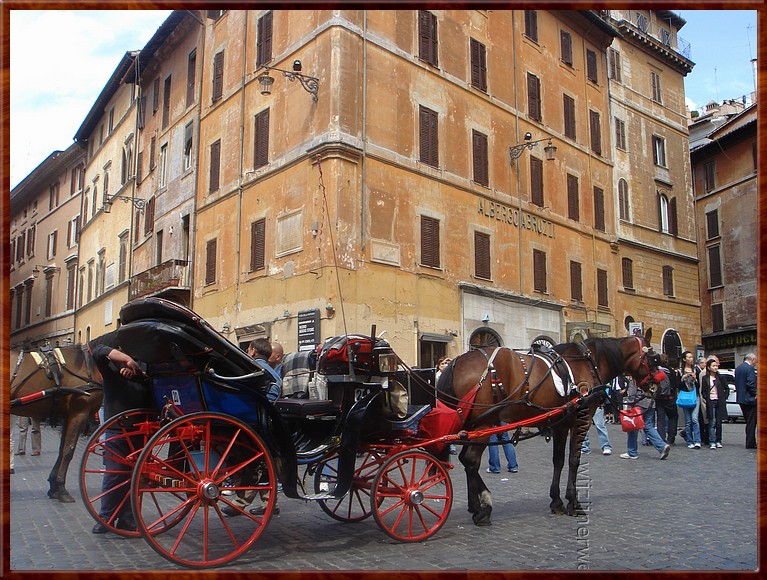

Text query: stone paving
(8, 420), (759, 571)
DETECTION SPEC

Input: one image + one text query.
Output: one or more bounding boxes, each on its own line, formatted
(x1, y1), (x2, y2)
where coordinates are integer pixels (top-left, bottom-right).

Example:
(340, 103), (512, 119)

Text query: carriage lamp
(103, 191), (146, 213)
(257, 60), (319, 102)
(509, 133), (557, 165)
(378, 353), (398, 373)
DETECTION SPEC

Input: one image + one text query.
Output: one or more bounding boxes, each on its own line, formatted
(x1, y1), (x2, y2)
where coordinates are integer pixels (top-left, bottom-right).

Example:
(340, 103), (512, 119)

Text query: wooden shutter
(567, 174), (579, 222)
(663, 266), (674, 296)
(524, 10), (538, 42)
(187, 50), (196, 107)
(418, 11), (438, 67)
(530, 157), (543, 207)
(615, 118), (626, 150)
(706, 209), (720, 239)
(213, 51), (224, 102)
(144, 197), (155, 235)
(474, 231), (491, 280)
(651, 72), (662, 103)
(162, 75), (171, 128)
(136, 151), (143, 184)
(470, 38), (487, 92)
(527, 73), (541, 122)
(254, 109), (270, 169)
(609, 49), (622, 82)
(153, 78), (160, 113)
(150, 137), (156, 170)
(622, 258), (633, 289)
(419, 106), (438, 167)
(593, 186), (605, 232)
(570, 261), (582, 301)
(597, 269), (608, 307)
(711, 304), (724, 332)
(257, 11), (273, 67)
(472, 130), (488, 187)
(589, 110), (601, 155)
(564, 95), (576, 140)
(704, 161), (716, 191)
(586, 49), (598, 83)
(210, 140), (221, 192)
(205, 238), (217, 285)
(533, 249), (546, 293)
(560, 30), (572, 65)
(669, 197), (678, 236)
(250, 218), (266, 271)
(421, 215), (440, 268)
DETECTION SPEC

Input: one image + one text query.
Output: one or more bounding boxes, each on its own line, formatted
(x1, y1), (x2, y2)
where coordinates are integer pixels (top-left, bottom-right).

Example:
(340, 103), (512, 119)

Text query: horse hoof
(550, 506), (566, 515)
(472, 509), (492, 526)
(568, 507), (586, 517)
(57, 492), (76, 503)
(47, 490), (60, 500)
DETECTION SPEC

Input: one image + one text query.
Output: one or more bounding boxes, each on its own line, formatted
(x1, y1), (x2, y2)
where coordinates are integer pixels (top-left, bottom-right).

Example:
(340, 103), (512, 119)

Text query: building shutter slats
(597, 269), (608, 307)
(474, 231), (491, 280)
(567, 174), (579, 222)
(472, 130), (488, 186)
(254, 109), (270, 169)
(589, 110), (601, 155)
(533, 249), (546, 293)
(251, 218), (266, 271)
(570, 261), (582, 301)
(205, 238), (217, 285)
(210, 140), (221, 192)
(593, 186), (605, 232)
(530, 157), (543, 207)
(213, 51), (224, 102)
(419, 106), (438, 167)
(527, 73), (541, 122)
(421, 215), (440, 269)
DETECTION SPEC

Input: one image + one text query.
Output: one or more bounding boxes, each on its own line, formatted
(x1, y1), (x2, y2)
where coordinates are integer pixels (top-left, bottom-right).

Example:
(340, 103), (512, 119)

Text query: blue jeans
(99, 429), (135, 523)
(682, 400), (701, 445)
(488, 423), (518, 471)
(582, 407), (612, 453)
(626, 408), (667, 457)
(708, 402), (723, 444)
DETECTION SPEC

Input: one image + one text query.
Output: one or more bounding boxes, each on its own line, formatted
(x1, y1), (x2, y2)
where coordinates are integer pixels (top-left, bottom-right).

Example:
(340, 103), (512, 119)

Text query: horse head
(623, 328), (666, 393)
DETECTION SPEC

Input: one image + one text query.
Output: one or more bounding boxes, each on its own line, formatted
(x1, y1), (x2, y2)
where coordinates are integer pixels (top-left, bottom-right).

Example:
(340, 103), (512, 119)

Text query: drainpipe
(234, 11), (250, 321)
(511, 11), (524, 294)
(189, 11), (206, 310)
(128, 50), (142, 304)
(361, 11), (368, 252)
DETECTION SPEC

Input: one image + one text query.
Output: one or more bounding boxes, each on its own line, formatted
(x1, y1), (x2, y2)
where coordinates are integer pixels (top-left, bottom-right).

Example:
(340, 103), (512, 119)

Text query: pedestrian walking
(701, 358), (727, 449)
(582, 405), (613, 455)
(486, 422), (519, 473)
(734, 353), (757, 449)
(620, 375), (671, 460)
(15, 416), (42, 456)
(678, 351), (702, 449)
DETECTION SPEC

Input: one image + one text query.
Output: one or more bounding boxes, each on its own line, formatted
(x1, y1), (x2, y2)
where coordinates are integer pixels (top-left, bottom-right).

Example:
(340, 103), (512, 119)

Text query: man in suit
(734, 353), (757, 449)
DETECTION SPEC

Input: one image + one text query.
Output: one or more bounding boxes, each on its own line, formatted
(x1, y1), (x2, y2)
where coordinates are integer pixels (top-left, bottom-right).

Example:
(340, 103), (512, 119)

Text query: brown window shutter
(210, 140), (221, 192)
(470, 38), (486, 92)
(586, 49), (598, 82)
(527, 73), (541, 122)
(162, 75), (171, 129)
(597, 268), (608, 307)
(257, 11), (273, 68)
(205, 238), (217, 285)
(622, 258), (633, 289)
(213, 51), (224, 102)
(474, 231), (491, 279)
(590, 110), (601, 155)
(524, 11), (538, 42)
(419, 11), (438, 67)
(669, 197), (678, 236)
(663, 265), (674, 296)
(421, 215), (440, 268)
(251, 218), (266, 271)
(706, 209), (719, 239)
(560, 31), (572, 65)
(567, 174), (579, 222)
(153, 78), (160, 113)
(564, 95), (576, 140)
(570, 260), (582, 301)
(533, 249), (546, 293)
(530, 157), (543, 207)
(472, 130), (488, 186)
(136, 151), (143, 184)
(254, 109), (270, 169)
(593, 186), (605, 231)
(187, 50), (196, 107)
(712, 304), (724, 332)
(419, 106), (438, 167)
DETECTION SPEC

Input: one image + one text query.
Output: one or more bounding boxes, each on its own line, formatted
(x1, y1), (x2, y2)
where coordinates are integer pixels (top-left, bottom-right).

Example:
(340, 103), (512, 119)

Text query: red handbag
(620, 407), (646, 432)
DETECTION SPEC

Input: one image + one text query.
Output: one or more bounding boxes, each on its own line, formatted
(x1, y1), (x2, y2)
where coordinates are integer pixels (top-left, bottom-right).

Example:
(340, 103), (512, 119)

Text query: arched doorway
(469, 328), (502, 350)
(661, 329), (683, 368)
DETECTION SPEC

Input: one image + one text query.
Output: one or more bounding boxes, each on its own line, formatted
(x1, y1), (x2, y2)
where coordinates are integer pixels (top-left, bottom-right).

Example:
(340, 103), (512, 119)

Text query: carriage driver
(88, 330), (153, 534)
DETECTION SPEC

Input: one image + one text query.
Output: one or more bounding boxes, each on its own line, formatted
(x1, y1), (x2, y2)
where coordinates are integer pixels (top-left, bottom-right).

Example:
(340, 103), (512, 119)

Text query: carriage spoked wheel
(79, 408), (160, 537)
(314, 449), (386, 523)
(370, 450), (453, 542)
(130, 412), (277, 569)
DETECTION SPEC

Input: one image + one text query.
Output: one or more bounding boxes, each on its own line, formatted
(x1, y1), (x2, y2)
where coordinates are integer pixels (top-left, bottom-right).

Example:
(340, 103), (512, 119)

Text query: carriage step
(303, 492), (338, 501)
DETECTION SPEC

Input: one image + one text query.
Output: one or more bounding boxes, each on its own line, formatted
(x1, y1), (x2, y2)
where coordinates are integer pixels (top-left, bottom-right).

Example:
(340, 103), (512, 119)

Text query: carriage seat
(385, 404), (432, 431)
(273, 398), (336, 418)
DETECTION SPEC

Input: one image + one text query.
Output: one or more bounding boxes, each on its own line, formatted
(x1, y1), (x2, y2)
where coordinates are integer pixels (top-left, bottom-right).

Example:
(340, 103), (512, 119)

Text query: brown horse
(437, 331), (665, 525)
(10, 345), (103, 503)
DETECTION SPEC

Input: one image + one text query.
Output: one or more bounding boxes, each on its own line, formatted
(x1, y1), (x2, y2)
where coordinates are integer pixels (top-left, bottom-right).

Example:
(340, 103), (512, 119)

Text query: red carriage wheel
(79, 409), (159, 537)
(370, 450), (453, 542)
(130, 412), (277, 569)
(314, 449), (385, 523)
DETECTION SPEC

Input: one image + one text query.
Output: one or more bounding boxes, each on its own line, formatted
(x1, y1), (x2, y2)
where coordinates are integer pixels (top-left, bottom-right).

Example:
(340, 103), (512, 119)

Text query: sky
(7, 9), (759, 189)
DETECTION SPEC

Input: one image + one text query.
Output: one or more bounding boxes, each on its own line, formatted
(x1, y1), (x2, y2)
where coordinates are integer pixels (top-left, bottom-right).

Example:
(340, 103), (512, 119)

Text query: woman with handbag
(701, 358), (728, 449)
(677, 351), (701, 449)
(620, 374), (671, 460)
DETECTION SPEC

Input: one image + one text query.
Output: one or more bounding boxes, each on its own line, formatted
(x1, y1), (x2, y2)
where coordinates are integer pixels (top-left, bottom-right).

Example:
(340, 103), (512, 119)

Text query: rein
(10, 347), (102, 404)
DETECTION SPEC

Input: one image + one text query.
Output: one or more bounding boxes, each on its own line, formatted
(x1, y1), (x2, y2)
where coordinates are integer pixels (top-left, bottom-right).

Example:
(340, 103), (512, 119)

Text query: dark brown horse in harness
(10, 344), (103, 503)
(437, 331), (664, 526)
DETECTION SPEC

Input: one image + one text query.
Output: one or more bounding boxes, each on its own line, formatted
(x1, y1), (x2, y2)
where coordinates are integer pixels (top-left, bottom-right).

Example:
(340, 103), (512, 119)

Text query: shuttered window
(205, 238), (217, 285)
(474, 231), (491, 280)
(608, 48), (622, 82)
(618, 179), (630, 221)
(254, 109), (270, 169)
(533, 249), (547, 293)
(419, 106), (439, 167)
(136, 151), (143, 184)
(708, 244), (722, 288)
(704, 161), (716, 192)
(711, 303), (724, 333)
(593, 186), (605, 232)
(530, 156), (543, 207)
(527, 72), (541, 122)
(652, 135), (666, 167)
(420, 215), (440, 269)
(162, 75), (171, 129)
(212, 50), (224, 102)
(187, 49), (196, 108)
(651, 71), (662, 103)
(615, 118), (627, 151)
(524, 10), (538, 42)
(563, 94), (576, 140)
(144, 197), (155, 235)
(250, 218), (266, 272)
(470, 38), (487, 92)
(472, 130), (488, 187)
(586, 49), (598, 83)
(669, 197), (678, 237)
(418, 10), (438, 67)
(567, 174), (579, 222)
(209, 140), (221, 193)
(589, 110), (601, 155)
(153, 78), (160, 114)
(597, 268), (608, 307)
(622, 258), (634, 289)
(706, 209), (720, 239)
(560, 30), (572, 65)
(257, 11), (273, 68)
(570, 261), (582, 301)
(662, 265), (674, 296)
(150, 137), (156, 170)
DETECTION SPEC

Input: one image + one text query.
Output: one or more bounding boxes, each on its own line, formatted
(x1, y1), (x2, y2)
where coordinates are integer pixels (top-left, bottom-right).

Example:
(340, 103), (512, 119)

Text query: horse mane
(555, 337), (628, 379)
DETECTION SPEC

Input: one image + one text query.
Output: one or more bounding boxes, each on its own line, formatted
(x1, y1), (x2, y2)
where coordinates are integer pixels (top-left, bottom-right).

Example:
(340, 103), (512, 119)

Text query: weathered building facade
(10, 145), (85, 349)
(690, 104), (757, 367)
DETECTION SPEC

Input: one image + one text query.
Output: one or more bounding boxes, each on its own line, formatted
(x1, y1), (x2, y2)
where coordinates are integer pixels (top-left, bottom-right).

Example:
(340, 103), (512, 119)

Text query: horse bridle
(632, 336), (661, 390)
(10, 346), (101, 397)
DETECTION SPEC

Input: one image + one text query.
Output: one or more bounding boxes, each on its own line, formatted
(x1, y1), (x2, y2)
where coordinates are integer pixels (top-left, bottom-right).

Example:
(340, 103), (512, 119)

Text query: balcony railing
(129, 259), (191, 301)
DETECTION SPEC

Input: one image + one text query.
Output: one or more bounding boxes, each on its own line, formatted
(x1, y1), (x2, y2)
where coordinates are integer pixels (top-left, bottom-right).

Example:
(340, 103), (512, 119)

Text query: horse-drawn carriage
(75, 297), (665, 569)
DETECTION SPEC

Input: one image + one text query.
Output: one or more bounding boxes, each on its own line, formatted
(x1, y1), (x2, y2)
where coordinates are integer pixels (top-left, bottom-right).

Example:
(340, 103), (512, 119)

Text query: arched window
(618, 178), (629, 221)
(469, 328), (502, 350)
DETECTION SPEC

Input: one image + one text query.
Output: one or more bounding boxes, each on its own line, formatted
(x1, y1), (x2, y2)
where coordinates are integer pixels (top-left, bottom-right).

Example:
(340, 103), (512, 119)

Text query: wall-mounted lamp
(257, 60), (319, 102)
(325, 303), (335, 317)
(103, 190), (146, 213)
(283, 310), (291, 318)
(481, 313), (491, 324)
(449, 329), (459, 337)
(221, 322), (231, 334)
(509, 133), (557, 165)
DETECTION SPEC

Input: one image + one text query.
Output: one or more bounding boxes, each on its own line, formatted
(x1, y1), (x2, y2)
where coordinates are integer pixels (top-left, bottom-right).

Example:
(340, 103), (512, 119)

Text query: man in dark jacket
(735, 353), (757, 449)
